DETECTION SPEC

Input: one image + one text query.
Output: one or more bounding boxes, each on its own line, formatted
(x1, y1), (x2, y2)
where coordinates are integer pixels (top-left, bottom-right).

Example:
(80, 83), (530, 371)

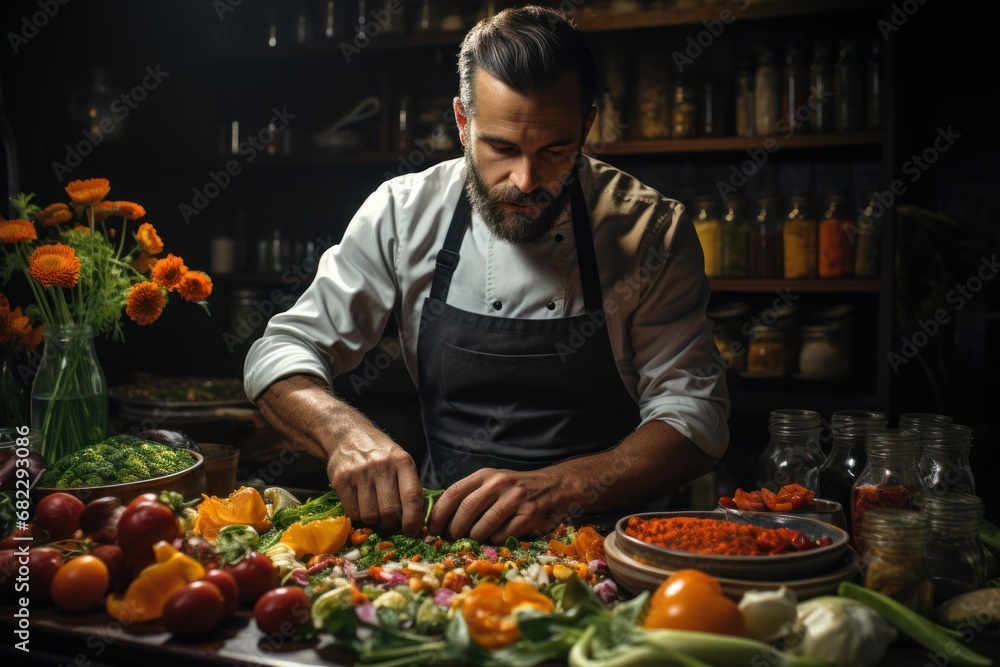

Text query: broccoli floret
(117, 454), (151, 483)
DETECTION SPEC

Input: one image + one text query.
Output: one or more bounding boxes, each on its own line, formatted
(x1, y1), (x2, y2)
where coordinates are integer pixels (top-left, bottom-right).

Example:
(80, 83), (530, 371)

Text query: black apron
(416, 180), (641, 490)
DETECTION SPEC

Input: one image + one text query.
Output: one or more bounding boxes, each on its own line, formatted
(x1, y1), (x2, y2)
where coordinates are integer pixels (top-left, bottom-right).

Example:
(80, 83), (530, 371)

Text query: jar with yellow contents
(691, 198), (722, 278)
(783, 195), (818, 279)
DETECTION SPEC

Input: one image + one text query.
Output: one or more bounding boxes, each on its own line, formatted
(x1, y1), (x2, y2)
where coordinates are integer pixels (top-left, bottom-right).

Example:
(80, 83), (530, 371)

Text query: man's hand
(256, 375), (425, 536)
(427, 468), (560, 543)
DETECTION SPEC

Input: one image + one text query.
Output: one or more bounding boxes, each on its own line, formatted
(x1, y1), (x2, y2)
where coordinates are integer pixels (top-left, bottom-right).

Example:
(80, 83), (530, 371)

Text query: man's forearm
(546, 419), (718, 519)
(255, 374), (389, 462)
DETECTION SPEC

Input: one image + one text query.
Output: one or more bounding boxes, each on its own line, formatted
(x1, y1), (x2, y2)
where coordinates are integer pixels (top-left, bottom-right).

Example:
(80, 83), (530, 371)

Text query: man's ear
(454, 96), (469, 145)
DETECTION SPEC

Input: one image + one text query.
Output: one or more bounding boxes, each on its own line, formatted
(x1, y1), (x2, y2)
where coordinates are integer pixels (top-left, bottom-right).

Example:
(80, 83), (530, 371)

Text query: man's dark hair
(458, 5), (597, 119)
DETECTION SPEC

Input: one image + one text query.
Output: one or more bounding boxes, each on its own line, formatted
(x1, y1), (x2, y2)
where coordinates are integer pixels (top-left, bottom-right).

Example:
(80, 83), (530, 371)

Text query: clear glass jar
(898, 412), (953, 435)
(782, 195), (818, 279)
(834, 39), (861, 133)
(756, 409), (825, 493)
(915, 492), (986, 605)
(819, 193), (853, 278)
(720, 198), (749, 278)
(671, 76), (698, 139)
(918, 423), (975, 495)
(781, 43), (806, 131)
(754, 48), (778, 136)
(735, 66), (755, 138)
(854, 191), (882, 278)
(692, 198), (722, 277)
(851, 428), (926, 556)
(797, 325), (842, 379)
(745, 325), (787, 378)
(636, 46), (671, 140)
(748, 195), (783, 278)
(819, 411), (888, 539)
(708, 302), (750, 384)
(861, 507), (934, 615)
(808, 41), (833, 133)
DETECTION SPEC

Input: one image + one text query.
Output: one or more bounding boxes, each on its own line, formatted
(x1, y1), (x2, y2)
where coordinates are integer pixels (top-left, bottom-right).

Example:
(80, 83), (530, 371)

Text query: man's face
(456, 71), (595, 246)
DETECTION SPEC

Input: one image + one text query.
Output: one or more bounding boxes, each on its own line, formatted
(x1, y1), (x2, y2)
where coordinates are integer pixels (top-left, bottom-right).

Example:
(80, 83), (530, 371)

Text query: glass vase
(29, 324), (108, 465)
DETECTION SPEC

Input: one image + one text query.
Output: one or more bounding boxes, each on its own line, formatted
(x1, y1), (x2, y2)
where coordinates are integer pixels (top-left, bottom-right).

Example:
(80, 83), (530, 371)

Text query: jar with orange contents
(819, 193), (854, 277)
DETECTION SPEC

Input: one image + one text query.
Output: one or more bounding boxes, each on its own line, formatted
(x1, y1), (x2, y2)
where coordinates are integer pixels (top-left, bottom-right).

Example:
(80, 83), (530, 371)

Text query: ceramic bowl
(35, 450), (205, 505)
(615, 510), (850, 581)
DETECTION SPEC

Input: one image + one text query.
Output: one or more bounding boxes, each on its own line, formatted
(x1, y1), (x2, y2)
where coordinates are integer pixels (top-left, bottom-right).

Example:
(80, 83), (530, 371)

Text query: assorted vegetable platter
(1, 484), (996, 667)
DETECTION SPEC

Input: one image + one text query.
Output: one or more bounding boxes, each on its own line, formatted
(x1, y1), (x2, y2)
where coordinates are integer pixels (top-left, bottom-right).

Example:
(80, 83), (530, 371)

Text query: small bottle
(671, 75), (698, 139)
(851, 428), (926, 556)
(854, 190), (882, 278)
(396, 94), (413, 151)
(861, 508), (934, 614)
(734, 65), (755, 138)
(701, 77), (723, 137)
(915, 493), (986, 605)
(781, 43), (806, 133)
(818, 410), (888, 541)
(866, 38), (881, 131)
(754, 49), (779, 136)
(720, 197), (749, 278)
(819, 193), (853, 278)
(748, 195), (783, 278)
(782, 195), (818, 279)
(692, 198), (722, 277)
(636, 47), (671, 140)
(918, 423), (976, 496)
(834, 39), (861, 133)
(809, 42), (833, 133)
(756, 409), (826, 493)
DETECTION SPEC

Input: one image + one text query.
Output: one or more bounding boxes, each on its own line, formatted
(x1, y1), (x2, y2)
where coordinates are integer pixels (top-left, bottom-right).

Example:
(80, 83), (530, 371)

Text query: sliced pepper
(279, 515), (352, 560)
(459, 581), (555, 649)
(194, 485), (272, 542)
(106, 540), (205, 622)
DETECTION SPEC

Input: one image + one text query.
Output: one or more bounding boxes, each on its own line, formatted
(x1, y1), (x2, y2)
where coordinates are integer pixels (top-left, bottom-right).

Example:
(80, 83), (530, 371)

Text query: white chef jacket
(244, 155), (730, 458)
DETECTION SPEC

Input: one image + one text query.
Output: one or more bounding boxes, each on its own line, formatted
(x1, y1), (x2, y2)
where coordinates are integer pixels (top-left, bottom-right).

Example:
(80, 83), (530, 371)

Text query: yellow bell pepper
(279, 515), (352, 560)
(106, 540), (205, 623)
(194, 485), (272, 542)
(459, 581), (555, 649)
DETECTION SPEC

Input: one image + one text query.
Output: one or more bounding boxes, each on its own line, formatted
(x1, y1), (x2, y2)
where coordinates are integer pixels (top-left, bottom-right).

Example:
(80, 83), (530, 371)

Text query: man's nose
(508, 156), (542, 194)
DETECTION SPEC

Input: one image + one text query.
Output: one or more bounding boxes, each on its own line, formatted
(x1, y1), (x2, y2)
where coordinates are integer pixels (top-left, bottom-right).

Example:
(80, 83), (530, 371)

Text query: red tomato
(162, 580), (226, 637)
(33, 493), (85, 540)
(203, 568), (239, 617)
(126, 492), (161, 509)
(0, 523), (49, 550)
(253, 586), (312, 638)
(51, 555), (109, 612)
(90, 544), (128, 593)
(224, 552), (279, 605)
(116, 498), (179, 572)
(27, 547), (64, 605)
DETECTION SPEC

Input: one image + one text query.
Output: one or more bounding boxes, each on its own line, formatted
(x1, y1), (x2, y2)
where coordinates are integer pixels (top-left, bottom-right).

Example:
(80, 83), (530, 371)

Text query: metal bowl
(615, 510), (849, 581)
(35, 451), (205, 505)
(716, 498), (848, 531)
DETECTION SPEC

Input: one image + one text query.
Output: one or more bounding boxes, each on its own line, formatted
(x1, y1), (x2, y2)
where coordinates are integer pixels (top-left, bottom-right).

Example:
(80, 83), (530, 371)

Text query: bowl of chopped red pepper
(616, 510), (850, 580)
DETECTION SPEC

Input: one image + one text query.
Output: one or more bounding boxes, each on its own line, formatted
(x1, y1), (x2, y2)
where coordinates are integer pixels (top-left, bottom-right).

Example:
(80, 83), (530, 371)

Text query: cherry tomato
(203, 568), (239, 617)
(644, 569), (745, 636)
(90, 544), (128, 593)
(51, 554), (109, 612)
(718, 495), (737, 509)
(0, 523), (49, 550)
(27, 547), (64, 605)
(162, 580), (226, 637)
(117, 498), (180, 572)
(33, 492), (85, 540)
(224, 551), (279, 605)
(253, 586), (312, 638)
(79, 496), (125, 543)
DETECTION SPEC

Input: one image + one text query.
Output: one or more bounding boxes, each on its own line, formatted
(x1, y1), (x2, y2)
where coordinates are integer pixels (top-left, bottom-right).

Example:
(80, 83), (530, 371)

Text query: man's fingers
(398, 463), (426, 537)
(428, 473), (482, 536)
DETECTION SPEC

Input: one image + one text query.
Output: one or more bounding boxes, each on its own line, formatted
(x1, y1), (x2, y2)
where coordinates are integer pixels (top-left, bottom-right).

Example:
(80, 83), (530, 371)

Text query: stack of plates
(605, 510), (860, 600)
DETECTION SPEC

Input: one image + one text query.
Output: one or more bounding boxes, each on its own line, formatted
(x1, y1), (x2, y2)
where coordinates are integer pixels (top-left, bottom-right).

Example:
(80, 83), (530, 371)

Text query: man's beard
(464, 144), (578, 246)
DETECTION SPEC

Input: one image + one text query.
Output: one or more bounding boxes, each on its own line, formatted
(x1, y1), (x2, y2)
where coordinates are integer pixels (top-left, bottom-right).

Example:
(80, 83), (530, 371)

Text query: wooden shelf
(710, 279), (881, 293)
(588, 133), (881, 156)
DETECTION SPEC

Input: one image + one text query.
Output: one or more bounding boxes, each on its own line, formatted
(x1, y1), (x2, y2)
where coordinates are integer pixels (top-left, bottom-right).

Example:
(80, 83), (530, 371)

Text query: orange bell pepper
(193, 485), (272, 542)
(279, 515), (352, 560)
(460, 581), (555, 649)
(106, 540), (205, 623)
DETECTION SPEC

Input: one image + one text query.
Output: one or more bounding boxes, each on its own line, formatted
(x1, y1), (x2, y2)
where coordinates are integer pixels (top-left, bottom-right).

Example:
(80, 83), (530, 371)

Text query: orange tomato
(51, 555), (110, 612)
(643, 569), (745, 637)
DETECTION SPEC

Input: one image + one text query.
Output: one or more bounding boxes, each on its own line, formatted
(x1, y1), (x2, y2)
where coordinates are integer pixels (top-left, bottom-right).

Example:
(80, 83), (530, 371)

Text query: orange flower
(133, 252), (156, 274)
(151, 253), (188, 290)
(28, 244), (81, 289)
(177, 270), (213, 302)
(65, 178), (110, 205)
(135, 222), (164, 255)
(114, 201), (146, 220)
(36, 203), (72, 227)
(125, 281), (166, 326)
(0, 218), (37, 244)
(93, 200), (118, 222)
